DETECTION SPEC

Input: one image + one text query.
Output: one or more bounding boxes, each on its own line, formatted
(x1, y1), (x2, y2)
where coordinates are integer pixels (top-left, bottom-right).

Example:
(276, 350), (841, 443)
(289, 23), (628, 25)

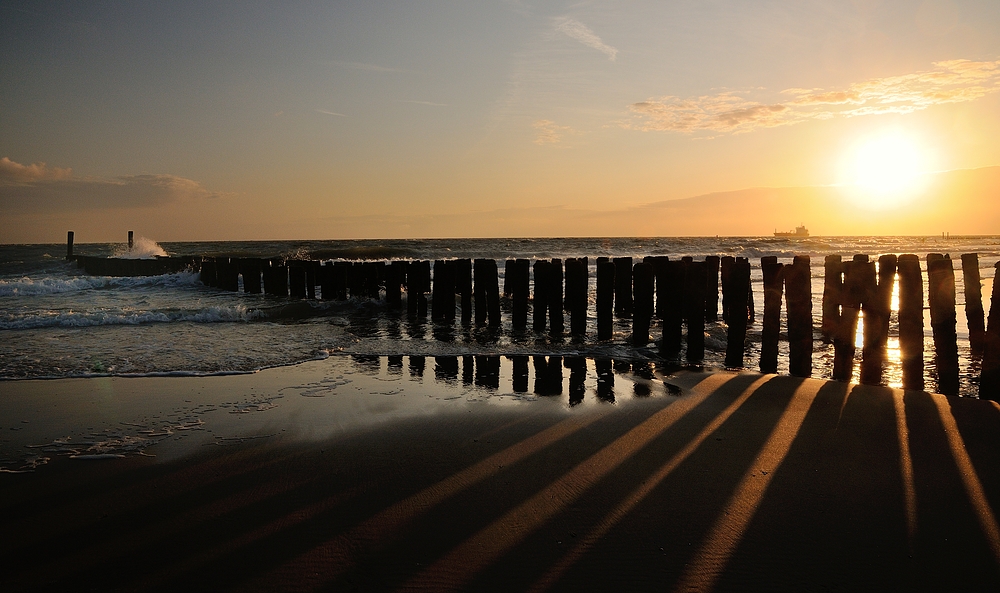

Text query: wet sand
(2, 356), (1000, 592)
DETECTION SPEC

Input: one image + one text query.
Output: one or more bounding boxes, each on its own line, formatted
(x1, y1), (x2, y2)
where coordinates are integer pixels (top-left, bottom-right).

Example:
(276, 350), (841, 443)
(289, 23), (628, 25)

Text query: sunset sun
(839, 131), (933, 209)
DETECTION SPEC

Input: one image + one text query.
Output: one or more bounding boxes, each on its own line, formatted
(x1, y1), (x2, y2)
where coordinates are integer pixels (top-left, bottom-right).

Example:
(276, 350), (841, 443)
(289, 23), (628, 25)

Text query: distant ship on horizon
(774, 224), (809, 237)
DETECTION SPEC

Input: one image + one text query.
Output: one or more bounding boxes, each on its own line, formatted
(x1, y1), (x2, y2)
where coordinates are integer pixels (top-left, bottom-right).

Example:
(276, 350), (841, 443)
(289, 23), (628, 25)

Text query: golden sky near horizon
(2, 1), (1000, 242)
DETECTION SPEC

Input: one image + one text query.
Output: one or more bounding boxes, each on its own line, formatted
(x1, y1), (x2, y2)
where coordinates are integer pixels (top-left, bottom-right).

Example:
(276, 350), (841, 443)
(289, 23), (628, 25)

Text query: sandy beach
(2, 355), (1000, 592)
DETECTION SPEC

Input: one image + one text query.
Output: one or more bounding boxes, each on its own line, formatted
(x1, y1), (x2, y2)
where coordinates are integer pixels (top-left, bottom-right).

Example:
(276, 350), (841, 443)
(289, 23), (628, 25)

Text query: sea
(1, 236), (998, 396)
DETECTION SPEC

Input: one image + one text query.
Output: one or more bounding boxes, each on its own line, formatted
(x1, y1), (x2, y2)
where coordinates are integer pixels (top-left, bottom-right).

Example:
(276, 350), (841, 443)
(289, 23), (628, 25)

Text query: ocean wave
(0, 271), (201, 297)
(0, 304), (262, 330)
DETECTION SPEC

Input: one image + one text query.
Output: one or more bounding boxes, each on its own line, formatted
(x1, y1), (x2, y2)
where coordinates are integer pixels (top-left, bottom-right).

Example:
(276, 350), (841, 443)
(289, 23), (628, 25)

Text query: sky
(2, 0), (1000, 243)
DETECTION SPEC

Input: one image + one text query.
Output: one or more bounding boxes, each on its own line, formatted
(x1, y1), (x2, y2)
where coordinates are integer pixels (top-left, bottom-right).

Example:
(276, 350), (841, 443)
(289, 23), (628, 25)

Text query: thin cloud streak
(627, 59), (1000, 135)
(316, 109), (347, 117)
(555, 17), (618, 61)
(397, 100), (448, 107)
(327, 60), (403, 73)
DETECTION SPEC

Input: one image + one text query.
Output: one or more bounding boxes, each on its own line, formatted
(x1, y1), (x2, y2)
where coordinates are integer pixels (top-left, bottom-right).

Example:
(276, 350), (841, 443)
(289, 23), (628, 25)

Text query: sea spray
(112, 236), (168, 259)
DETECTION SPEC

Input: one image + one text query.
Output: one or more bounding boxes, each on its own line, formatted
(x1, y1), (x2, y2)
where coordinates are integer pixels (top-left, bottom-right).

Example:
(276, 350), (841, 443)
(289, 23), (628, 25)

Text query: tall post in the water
(786, 255), (813, 377)
(860, 255), (896, 385)
(613, 257), (633, 318)
(821, 255), (843, 341)
(961, 253), (986, 354)
(927, 254), (960, 396)
(684, 260), (707, 362)
(66, 231), (74, 260)
(705, 255), (720, 321)
(533, 260), (549, 332)
(596, 257), (614, 340)
(897, 255), (924, 391)
(724, 258), (750, 368)
(632, 262), (653, 346)
(760, 257), (783, 374)
(981, 262), (1000, 400)
(833, 256), (864, 381)
(128, 230), (133, 252)
(547, 259), (564, 337)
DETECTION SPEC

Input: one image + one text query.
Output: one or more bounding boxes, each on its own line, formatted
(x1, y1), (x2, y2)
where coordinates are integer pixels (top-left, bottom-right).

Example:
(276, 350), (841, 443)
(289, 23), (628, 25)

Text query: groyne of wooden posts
(65, 231), (1000, 399)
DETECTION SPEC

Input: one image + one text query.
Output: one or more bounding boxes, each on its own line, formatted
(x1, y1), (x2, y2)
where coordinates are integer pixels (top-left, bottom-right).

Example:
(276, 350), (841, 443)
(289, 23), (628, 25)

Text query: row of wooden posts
(64, 232), (1000, 399)
(192, 252), (1000, 399)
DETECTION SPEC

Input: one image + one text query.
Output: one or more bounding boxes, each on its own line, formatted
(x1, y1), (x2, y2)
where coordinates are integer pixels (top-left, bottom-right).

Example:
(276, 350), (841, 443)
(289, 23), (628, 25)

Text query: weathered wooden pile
(65, 231), (1000, 399)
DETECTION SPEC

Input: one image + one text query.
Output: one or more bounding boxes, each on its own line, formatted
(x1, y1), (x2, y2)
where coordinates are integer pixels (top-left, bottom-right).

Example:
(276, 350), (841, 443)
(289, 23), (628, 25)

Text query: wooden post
(897, 254), (924, 391)
(650, 256), (669, 319)
(685, 261), (707, 362)
(346, 263), (362, 299)
(746, 259), (756, 323)
(786, 255), (813, 378)
(66, 231), (74, 260)
(487, 260), (501, 328)
(980, 262), (1000, 399)
(961, 253), (986, 354)
(821, 255), (843, 341)
(200, 257), (218, 288)
(128, 230), (133, 252)
(705, 255), (720, 321)
(263, 259), (288, 297)
(760, 257), (784, 374)
(432, 260), (449, 320)
(533, 260), (549, 332)
(511, 259), (530, 330)
(318, 262), (333, 301)
(565, 258), (588, 336)
(219, 258), (241, 291)
(456, 259), (472, 325)
(305, 262), (318, 299)
(333, 262), (349, 301)
(724, 258), (750, 368)
(596, 257), (614, 340)
(385, 261), (404, 309)
(613, 257), (633, 318)
(720, 256), (735, 323)
(927, 254), (960, 395)
(832, 256), (864, 381)
(239, 258), (262, 294)
(660, 260), (684, 359)
(860, 255), (896, 384)
(287, 261), (307, 298)
(474, 259), (499, 327)
(548, 259), (563, 336)
(408, 261), (430, 317)
(632, 262), (653, 346)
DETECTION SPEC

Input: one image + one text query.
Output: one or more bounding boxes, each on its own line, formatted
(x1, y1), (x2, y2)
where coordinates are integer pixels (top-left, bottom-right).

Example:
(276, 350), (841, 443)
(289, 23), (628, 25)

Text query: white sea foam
(0, 303), (262, 330)
(0, 271), (201, 297)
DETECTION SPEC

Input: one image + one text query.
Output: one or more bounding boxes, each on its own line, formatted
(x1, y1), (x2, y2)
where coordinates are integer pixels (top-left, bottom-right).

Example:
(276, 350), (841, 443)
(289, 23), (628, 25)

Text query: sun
(838, 131), (933, 209)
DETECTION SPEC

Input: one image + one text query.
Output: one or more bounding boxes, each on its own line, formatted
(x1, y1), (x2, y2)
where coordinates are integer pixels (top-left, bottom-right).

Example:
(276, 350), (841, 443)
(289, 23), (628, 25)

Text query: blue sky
(3, 1), (1000, 241)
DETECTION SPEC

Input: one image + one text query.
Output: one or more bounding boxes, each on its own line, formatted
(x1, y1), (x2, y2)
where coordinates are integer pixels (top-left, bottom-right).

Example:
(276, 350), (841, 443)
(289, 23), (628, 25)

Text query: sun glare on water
(839, 131), (933, 209)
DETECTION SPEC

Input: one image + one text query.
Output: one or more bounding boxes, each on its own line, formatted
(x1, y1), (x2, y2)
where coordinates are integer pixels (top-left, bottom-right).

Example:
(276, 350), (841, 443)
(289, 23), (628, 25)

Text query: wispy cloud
(397, 100), (448, 107)
(0, 157), (72, 183)
(316, 109), (347, 117)
(533, 119), (576, 145)
(627, 59), (1000, 135)
(555, 17), (617, 61)
(0, 157), (225, 211)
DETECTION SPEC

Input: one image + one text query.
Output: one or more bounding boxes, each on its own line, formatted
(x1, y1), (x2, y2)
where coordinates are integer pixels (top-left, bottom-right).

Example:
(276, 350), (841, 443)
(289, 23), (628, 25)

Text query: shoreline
(3, 356), (1000, 591)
